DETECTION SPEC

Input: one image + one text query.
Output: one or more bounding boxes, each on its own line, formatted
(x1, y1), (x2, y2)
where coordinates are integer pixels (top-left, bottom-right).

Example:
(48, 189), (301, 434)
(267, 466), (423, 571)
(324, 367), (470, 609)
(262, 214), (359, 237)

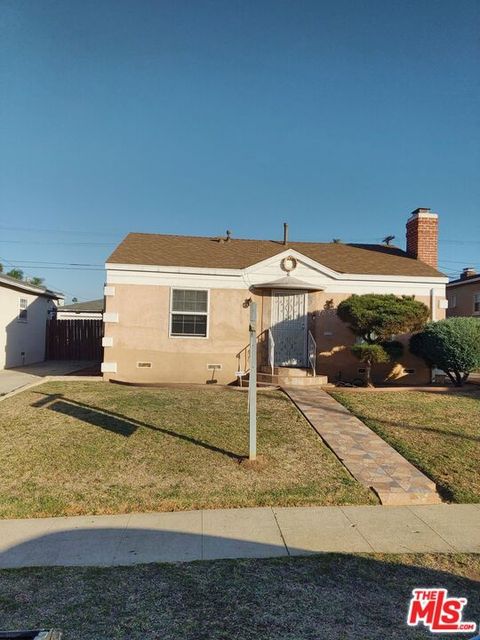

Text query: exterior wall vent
(137, 362), (152, 368)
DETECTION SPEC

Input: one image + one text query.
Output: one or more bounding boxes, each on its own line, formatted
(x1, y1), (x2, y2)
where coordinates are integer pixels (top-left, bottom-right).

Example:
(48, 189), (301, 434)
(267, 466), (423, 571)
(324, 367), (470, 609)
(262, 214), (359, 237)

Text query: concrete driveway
(0, 361), (96, 396)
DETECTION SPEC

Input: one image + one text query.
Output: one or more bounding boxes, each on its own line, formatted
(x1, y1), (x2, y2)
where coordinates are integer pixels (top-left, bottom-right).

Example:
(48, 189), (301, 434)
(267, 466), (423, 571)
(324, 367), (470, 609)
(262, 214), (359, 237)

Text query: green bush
(337, 294), (430, 342)
(337, 294), (429, 385)
(410, 317), (480, 386)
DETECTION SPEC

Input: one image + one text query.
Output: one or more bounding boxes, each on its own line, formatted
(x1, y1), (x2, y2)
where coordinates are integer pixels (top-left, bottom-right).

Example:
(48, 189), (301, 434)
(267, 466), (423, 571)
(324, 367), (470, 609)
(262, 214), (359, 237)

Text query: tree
(6, 268), (24, 280)
(27, 276), (44, 287)
(351, 343), (390, 386)
(410, 317), (480, 386)
(337, 294), (430, 386)
(0, 263), (3, 273)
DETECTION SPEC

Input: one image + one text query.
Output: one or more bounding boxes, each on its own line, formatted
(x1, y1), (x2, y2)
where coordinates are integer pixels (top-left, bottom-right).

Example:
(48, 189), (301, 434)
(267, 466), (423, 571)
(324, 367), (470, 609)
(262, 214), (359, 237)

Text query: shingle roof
(61, 299), (104, 312)
(447, 275), (480, 286)
(107, 233), (445, 278)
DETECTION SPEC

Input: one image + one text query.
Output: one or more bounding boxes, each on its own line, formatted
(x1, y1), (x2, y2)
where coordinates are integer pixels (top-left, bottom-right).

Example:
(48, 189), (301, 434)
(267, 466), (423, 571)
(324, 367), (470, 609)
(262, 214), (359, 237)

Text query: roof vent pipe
(283, 222), (289, 245)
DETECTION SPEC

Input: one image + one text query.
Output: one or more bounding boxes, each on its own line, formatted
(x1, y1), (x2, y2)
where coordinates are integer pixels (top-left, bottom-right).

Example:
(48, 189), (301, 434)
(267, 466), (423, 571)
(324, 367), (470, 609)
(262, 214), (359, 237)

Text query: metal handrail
(307, 330), (316, 377)
(268, 329), (275, 375)
(236, 329), (269, 376)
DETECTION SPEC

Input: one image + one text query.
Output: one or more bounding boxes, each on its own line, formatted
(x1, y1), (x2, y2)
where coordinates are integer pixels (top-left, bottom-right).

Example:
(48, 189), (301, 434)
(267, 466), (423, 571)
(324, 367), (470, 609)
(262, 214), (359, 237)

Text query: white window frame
(474, 292), (480, 315)
(169, 288), (210, 339)
(18, 298), (28, 322)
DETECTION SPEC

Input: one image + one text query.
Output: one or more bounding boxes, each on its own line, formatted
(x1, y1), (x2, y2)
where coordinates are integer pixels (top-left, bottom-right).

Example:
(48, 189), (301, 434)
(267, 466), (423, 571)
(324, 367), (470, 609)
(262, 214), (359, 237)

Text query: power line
(0, 255), (94, 300)
(0, 224), (125, 237)
(440, 239), (480, 245)
(438, 259), (480, 266)
(1, 259), (104, 267)
(3, 265), (104, 271)
(0, 240), (113, 246)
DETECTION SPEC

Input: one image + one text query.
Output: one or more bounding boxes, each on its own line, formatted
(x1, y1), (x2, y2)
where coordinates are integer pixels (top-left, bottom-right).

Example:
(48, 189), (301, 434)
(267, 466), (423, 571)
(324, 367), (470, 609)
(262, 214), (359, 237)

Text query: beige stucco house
(446, 268), (480, 318)
(0, 274), (64, 369)
(102, 208), (448, 386)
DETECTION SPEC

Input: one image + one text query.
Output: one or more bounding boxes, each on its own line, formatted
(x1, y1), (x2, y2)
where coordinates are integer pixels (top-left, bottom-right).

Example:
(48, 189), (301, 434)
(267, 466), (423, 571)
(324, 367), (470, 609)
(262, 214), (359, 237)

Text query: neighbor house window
(170, 289), (208, 337)
(474, 293), (480, 314)
(18, 298), (28, 322)
(448, 294), (457, 309)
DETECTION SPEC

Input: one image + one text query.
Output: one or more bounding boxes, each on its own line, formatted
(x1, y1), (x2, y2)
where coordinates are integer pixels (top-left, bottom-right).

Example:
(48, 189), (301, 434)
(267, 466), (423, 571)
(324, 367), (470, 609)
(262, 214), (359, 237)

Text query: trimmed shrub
(337, 294), (430, 385)
(410, 317), (480, 386)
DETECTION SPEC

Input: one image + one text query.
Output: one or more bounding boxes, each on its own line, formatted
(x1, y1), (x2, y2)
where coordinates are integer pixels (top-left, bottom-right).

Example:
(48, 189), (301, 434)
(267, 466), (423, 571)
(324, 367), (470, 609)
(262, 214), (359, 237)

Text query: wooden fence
(45, 319), (103, 361)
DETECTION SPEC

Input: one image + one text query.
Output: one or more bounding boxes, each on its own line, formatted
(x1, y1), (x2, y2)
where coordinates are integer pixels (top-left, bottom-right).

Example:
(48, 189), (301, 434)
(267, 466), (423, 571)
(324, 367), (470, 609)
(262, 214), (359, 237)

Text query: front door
(271, 290), (307, 366)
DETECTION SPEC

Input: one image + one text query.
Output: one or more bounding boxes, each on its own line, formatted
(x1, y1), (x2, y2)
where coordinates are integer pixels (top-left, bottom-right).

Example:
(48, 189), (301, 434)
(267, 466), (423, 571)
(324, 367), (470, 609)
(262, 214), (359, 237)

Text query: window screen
(170, 289), (208, 337)
(474, 293), (480, 313)
(18, 298), (28, 321)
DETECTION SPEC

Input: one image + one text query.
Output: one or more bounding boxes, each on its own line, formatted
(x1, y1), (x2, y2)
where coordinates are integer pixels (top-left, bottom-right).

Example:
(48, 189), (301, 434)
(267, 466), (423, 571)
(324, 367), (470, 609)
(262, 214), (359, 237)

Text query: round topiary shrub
(410, 317), (480, 386)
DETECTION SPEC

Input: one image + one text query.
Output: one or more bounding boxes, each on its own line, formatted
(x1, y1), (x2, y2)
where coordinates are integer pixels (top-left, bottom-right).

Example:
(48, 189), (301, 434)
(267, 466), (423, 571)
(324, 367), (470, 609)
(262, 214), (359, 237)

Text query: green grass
(0, 554), (478, 639)
(0, 382), (375, 518)
(330, 387), (480, 503)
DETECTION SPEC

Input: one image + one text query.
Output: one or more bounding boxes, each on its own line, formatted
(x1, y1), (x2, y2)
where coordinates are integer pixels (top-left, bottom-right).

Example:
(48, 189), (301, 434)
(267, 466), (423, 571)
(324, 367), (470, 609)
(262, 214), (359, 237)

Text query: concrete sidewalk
(0, 361), (98, 397)
(0, 504), (478, 568)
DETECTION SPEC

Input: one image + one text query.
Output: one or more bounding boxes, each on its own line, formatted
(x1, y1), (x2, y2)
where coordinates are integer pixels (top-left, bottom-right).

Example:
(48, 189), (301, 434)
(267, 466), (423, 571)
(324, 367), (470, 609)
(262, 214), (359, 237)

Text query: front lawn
(0, 382), (374, 518)
(0, 554), (478, 639)
(330, 387), (480, 503)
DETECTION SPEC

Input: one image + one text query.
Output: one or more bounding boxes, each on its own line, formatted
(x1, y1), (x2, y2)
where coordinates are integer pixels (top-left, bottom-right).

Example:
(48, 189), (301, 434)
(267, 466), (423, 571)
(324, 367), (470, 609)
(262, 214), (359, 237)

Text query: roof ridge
(125, 231), (392, 247)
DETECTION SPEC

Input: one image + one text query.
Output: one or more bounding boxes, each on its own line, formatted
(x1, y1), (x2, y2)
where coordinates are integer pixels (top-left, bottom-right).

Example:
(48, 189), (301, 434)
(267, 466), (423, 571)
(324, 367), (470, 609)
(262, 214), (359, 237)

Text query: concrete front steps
(256, 366), (328, 387)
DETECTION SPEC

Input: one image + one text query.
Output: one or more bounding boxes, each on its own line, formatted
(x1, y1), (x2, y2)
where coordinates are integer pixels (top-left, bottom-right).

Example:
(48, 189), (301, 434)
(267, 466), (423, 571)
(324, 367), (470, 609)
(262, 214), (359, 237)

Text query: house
(101, 207), (448, 386)
(0, 274), (64, 369)
(446, 268), (480, 318)
(56, 299), (104, 320)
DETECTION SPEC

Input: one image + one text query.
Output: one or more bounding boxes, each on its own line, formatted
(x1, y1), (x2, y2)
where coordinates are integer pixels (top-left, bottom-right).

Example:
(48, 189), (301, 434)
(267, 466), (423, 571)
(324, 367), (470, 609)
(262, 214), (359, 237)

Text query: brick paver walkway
(284, 387), (442, 505)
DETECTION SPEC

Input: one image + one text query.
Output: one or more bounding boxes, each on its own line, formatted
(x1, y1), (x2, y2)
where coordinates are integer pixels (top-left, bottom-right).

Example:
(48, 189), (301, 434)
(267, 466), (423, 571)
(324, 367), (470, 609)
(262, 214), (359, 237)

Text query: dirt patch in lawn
(0, 382), (375, 518)
(0, 554), (477, 639)
(330, 387), (480, 503)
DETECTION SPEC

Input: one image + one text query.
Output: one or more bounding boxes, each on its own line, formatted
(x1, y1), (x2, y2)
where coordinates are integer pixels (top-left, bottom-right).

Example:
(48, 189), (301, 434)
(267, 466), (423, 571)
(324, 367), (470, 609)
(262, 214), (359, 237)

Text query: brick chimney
(406, 208), (438, 269)
(460, 267), (477, 280)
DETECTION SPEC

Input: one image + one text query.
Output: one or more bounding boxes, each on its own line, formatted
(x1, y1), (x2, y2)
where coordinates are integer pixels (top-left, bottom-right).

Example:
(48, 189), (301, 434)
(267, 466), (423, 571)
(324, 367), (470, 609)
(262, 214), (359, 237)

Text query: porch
(237, 285), (328, 387)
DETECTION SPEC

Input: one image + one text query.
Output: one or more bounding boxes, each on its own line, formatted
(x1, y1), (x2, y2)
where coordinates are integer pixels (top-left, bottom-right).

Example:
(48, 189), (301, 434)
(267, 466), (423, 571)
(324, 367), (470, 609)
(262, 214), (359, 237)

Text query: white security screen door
(271, 290), (307, 366)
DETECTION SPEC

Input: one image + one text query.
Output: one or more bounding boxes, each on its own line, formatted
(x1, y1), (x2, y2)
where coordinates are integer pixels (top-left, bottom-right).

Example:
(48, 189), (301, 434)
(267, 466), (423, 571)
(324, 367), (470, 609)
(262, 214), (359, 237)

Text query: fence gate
(45, 319), (103, 360)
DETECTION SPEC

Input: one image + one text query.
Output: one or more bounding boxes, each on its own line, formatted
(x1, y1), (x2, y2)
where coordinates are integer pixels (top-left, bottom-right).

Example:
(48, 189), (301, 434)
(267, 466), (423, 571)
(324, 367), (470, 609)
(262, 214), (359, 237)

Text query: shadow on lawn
(349, 410), (480, 445)
(30, 392), (244, 461)
(0, 527), (479, 640)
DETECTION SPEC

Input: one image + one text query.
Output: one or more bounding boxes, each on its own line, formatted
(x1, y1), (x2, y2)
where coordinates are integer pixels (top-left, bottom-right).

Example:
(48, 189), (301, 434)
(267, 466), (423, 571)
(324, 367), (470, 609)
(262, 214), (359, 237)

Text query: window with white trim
(474, 292), (480, 314)
(170, 289), (208, 337)
(18, 298), (28, 322)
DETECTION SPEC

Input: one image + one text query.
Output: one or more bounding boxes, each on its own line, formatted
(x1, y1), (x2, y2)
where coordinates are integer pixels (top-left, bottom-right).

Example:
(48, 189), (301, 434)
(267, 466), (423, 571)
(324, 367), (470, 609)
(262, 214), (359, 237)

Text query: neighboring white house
(56, 298), (104, 320)
(0, 274), (64, 369)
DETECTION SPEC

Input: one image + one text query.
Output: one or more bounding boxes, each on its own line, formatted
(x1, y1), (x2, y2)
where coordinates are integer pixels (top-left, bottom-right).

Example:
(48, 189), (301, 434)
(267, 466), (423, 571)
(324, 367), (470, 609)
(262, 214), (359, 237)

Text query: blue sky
(0, 0), (479, 302)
